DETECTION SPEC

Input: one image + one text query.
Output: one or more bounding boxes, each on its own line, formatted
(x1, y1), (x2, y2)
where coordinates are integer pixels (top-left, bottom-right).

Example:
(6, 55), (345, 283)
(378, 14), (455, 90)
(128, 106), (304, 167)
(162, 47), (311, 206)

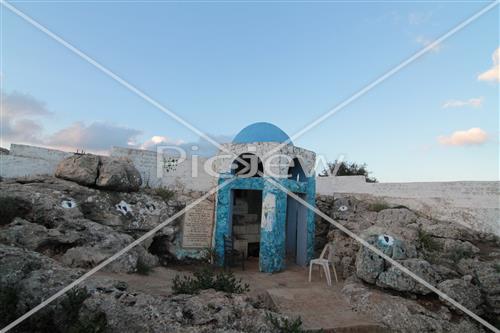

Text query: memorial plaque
(182, 198), (215, 248)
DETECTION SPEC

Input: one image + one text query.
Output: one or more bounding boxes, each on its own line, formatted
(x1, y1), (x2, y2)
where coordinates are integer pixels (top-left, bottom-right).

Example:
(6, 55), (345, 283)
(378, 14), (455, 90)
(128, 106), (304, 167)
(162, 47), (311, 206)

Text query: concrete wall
(1, 143), (498, 236)
(317, 176), (500, 236)
(0, 144), (217, 192)
(0, 144), (72, 178)
(110, 147), (216, 192)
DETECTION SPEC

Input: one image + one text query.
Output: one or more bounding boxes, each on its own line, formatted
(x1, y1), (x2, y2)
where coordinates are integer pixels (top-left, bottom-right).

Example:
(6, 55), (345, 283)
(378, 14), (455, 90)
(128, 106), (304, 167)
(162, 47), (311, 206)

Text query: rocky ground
(0, 155), (281, 333)
(0, 153), (499, 332)
(316, 195), (500, 332)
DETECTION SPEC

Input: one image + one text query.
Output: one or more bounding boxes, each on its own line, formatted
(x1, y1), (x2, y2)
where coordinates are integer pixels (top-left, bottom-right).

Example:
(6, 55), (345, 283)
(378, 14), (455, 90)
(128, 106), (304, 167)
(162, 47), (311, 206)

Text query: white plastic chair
(308, 243), (338, 286)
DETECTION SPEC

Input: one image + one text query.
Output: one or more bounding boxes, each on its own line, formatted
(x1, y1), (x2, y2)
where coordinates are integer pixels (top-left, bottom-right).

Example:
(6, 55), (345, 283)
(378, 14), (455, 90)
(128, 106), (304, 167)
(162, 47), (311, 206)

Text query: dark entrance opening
(230, 189), (262, 259)
(286, 193), (308, 266)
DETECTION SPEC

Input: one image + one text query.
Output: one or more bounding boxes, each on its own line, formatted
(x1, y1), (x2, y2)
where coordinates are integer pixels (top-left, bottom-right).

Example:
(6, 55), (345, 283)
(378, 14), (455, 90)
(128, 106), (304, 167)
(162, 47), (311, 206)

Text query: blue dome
(232, 122), (292, 144)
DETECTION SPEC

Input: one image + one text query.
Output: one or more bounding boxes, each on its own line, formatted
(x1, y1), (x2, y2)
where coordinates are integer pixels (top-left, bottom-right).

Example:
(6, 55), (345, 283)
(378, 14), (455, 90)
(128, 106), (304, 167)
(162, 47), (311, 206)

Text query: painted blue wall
(214, 173), (315, 273)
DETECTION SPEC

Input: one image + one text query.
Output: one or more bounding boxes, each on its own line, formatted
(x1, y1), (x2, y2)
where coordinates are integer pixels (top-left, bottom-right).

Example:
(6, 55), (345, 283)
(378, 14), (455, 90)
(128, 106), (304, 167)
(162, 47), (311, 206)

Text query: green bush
(367, 201), (390, 212)
(63, 288), (107, 333)
(319, 160), (377, 183)
(154, 187), (176, 202)
(0, 286), (19, 326)
(265, 313), (304, 333)
(418, 229), (440, 252)
(136, 258), (153, 275)
(172, 267), (249, 295)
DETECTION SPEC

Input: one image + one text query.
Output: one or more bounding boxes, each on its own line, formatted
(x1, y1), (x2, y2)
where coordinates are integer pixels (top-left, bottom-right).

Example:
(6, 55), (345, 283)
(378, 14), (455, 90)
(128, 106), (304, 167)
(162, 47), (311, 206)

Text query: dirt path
(97, 261), (384, 332)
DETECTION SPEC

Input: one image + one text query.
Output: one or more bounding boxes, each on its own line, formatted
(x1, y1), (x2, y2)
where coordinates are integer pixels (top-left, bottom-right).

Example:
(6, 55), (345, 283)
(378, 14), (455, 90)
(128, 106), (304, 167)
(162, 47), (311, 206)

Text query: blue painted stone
(213, 174), (316, 273)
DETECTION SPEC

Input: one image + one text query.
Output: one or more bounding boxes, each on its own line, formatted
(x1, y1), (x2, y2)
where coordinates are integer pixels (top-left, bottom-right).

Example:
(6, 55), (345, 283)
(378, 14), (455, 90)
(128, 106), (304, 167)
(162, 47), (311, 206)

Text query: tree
(319, 160), (377, 183)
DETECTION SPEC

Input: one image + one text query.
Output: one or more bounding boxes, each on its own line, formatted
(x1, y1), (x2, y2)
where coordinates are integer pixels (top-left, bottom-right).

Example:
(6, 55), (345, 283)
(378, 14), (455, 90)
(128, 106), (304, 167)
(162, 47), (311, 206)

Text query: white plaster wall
(317, 176), (500, 236)
(10, 144), (72, 161)
(0, 155), (57, 178)
(1, 143), (498, 236)
(110, 147), (217, 192)
(0, 144), (72, 178)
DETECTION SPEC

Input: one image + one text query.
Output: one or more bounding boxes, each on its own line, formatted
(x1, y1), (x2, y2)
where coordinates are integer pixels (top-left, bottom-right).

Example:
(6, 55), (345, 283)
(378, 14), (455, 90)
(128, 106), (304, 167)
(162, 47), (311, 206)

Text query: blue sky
(1, 1), (499, 182)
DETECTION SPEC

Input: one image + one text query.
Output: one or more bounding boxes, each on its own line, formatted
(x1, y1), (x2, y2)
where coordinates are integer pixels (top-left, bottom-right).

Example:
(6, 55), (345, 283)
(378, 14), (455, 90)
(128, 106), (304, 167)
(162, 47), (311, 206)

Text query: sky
(1, 0), (499, 182)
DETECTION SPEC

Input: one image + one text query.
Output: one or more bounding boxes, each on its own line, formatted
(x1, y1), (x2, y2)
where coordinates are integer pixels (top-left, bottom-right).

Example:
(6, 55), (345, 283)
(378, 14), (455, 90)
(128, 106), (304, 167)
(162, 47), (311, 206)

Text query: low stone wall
(0, 144), (217, 192)
(110, 147), (216, 192)
(317, 176), (500, 236)
(0, 144), (72, 178)
(1, 144), (498, 236)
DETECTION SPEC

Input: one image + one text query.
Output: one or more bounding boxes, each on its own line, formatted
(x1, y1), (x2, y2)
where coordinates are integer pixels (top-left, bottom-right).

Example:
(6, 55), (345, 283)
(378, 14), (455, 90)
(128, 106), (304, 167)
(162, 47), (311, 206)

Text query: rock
(55, 155), (142, 192)
(96, 157), (142, 192)
(0, 147), (9, 155)
(355, 237), (385, 284)
(457, 258), (500, 316)
(376, 208), (419, 228)
(376, 259), (441, 295)
(0, 218), (80, 254)
(55, 154), (100, 186)
(0, 244), (280, 333)
(342, 276), (486, 333)
(437, 277), (483, 314)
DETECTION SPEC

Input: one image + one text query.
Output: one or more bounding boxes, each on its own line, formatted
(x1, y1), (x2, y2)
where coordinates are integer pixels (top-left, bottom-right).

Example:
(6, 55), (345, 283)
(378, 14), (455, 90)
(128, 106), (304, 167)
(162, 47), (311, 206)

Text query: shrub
(172, 267), (249, 295)
(0, 286), (19, 326)
(213, 271), (250, 294)
(201, 247), (217, 265)
(172, 275), (201, 295)
(494, 263), (500, 273)
(265, 313), (304, 333)
(63, 288), (107, 333)
(154, 187), (176, 202)
(449, 247), (473, 264)
(136, 258), (153, 275)
(319, 160), (377, 183)
(418, 229), (440, 252)
(367, 201), (390, 212)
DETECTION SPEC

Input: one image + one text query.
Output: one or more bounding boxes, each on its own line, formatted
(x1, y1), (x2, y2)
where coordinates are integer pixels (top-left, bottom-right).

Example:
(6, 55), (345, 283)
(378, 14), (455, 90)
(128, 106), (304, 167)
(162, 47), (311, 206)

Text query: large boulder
(342, 276), (486, 333)
(437, 277), (483, 315)
(96, 157), (142, 192)
(355, 234), (419, 285)
(55, 154), (100, 186)
(55, 155), (142, 192)
(376, 259), (441, 295)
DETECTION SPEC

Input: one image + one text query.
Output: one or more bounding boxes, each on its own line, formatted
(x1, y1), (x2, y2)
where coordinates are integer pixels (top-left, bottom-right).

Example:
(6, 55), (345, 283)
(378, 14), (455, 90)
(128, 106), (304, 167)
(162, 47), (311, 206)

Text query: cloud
(438, 128), (488, 146)
(408, 11), (433, 25)
(442, 97), (483, 109)
(416, 35), (442, 53)
(46, 122), (142, 153)
(478, 47), (500, 82)
(1, 90), (230, 156)
(140, 135), (185, 151)
(1, 91), (50, 144)
(1, 90), (145, 153)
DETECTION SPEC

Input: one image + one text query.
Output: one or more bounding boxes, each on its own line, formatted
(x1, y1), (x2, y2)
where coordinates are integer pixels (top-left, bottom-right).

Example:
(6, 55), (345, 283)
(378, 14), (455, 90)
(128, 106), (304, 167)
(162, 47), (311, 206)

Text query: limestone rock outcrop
(55, 154), (142, 192)
(316, 195), (500, 329)
(55, 154), (100, 186)
(0, 244), (278, 333)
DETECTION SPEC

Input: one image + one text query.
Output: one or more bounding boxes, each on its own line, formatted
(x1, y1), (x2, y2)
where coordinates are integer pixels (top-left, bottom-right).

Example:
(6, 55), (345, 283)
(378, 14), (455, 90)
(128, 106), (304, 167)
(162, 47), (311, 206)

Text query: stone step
(266, 286), (387, 333)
